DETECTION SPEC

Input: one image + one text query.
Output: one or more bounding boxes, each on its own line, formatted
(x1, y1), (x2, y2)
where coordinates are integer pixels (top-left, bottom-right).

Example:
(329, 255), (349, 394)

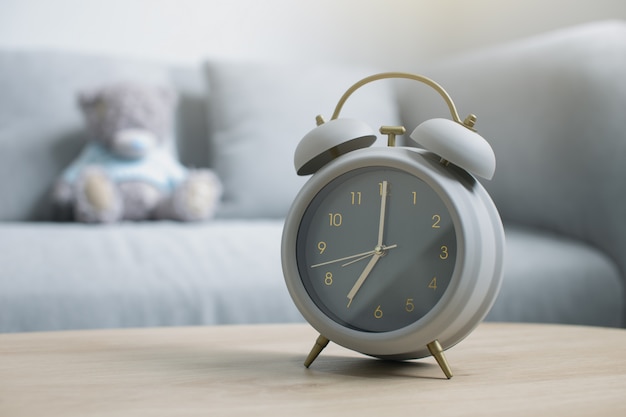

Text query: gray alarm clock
(281, 73), (505, 378)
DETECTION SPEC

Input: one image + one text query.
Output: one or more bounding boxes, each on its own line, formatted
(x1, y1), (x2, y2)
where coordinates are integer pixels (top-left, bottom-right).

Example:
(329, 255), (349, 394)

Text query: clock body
(281, 146), (505, 360)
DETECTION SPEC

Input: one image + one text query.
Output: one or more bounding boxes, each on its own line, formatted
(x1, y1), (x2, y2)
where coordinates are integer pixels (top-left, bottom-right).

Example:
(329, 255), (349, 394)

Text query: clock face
(296, 166), (457, 333)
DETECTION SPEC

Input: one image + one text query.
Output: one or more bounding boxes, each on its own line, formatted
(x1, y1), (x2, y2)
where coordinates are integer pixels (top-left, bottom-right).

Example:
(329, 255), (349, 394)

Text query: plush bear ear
(77, 88), (102, 111)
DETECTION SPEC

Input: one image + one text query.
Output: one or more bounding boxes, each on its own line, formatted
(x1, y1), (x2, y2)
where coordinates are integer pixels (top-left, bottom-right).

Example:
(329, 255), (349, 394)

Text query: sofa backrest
(397, 21), (626, 284)
(0, 50), (208, 221)
(0, 49), (404, 222)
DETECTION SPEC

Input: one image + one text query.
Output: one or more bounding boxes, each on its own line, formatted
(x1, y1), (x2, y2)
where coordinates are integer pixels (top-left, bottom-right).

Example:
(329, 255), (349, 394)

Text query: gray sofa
(1, 21), (624, 332)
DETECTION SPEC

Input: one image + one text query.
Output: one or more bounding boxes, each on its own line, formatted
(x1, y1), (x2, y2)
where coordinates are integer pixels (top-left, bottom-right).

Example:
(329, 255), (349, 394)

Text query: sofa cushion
(0, 220), (303, 332)
(486, 225), (623, 327)
(168, 66), (213, 169)
(205, 61), (401, 219)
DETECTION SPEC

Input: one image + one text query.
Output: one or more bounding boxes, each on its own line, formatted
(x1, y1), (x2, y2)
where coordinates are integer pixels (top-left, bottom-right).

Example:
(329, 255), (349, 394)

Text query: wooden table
(1, 323), (625, 416)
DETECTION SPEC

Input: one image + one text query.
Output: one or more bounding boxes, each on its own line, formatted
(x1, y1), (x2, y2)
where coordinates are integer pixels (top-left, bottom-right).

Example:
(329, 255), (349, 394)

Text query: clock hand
(345, 180), (390, 308)
(310, 249), (377, 269)
(312, 182), (389, 271)
(310, 244), (399, 269)
(377, 180), (389, 247)
(342, 253), (374, 268)
(341, 244), (398, 267)
(347, 252), (381, 308)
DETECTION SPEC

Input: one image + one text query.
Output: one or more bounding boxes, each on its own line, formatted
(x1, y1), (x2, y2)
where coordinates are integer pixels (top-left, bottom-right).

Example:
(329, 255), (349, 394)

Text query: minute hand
(377, 180), (388, 246)
(310, 244), (398, 269)
(310, 249), (377, 269)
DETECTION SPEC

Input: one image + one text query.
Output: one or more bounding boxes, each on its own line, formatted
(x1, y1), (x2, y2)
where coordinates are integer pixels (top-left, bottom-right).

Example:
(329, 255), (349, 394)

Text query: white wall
(1, 0), (625, 68)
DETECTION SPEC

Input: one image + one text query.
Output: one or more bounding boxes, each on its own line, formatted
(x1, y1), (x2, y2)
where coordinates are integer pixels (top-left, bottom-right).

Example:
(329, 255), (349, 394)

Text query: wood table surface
(1, 322), (625, 416)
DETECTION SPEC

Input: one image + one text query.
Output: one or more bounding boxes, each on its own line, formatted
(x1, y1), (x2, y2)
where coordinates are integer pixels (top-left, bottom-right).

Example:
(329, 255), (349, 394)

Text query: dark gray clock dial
(296, 166), (457, 333)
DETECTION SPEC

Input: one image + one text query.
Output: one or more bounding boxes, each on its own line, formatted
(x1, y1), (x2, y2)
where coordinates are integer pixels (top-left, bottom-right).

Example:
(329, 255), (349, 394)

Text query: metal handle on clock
(329, 72), (475, 129)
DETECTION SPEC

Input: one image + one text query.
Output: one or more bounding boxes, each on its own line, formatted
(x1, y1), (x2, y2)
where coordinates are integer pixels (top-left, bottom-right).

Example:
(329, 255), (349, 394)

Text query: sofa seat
(1, 221), (621, 333)
(488, 225), (623, 326)
(0, 220), (304, 332)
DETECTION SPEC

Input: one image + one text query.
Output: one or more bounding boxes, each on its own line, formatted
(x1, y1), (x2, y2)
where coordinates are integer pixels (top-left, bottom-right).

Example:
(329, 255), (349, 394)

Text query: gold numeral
(350, 191), (362, 205)
(432, 214), (441, 228)
(328, 213), (342, 227)
(405, 298), (415, 312)
(317, 241), (326, 254)
(374, 305), (383, 319)
(439, 245), (449, 260)
(412, 191), (417, 205)
(429, 277), (438, 290)
(324, 272), (333, 286)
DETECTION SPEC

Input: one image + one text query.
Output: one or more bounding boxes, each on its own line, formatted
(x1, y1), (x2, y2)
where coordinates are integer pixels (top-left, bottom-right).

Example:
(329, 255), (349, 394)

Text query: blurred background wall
(1, 0), (625, 68)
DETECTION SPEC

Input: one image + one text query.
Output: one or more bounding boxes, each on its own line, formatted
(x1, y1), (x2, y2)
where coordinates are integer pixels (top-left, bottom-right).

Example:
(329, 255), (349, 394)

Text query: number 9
(318, 241), (327, 254)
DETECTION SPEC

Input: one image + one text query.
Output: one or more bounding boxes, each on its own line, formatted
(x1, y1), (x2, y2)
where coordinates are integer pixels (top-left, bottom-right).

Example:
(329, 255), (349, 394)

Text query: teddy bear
(52, 81), (222, 223)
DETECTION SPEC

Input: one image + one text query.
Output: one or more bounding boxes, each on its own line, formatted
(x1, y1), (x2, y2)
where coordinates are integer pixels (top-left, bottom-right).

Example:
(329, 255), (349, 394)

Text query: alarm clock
(281, 72), (505, 378)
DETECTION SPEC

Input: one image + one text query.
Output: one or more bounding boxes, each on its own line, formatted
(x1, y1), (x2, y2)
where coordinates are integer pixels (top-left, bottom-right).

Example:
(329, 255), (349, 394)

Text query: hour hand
(347, 253), (381, 308)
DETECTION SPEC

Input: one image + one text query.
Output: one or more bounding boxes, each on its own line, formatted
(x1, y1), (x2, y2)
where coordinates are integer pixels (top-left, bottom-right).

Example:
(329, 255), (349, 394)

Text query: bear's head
(78, 82), (177, 160)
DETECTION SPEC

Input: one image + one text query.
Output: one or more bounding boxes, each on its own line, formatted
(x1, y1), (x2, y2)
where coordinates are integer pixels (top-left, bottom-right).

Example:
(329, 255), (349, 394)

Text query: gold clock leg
(304, 334), (330, 368)
(427, 339), (453, 379)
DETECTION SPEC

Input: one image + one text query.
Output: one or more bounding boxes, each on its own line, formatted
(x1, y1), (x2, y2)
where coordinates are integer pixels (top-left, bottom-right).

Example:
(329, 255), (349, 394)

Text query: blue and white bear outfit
(61, 141), (188, 195)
